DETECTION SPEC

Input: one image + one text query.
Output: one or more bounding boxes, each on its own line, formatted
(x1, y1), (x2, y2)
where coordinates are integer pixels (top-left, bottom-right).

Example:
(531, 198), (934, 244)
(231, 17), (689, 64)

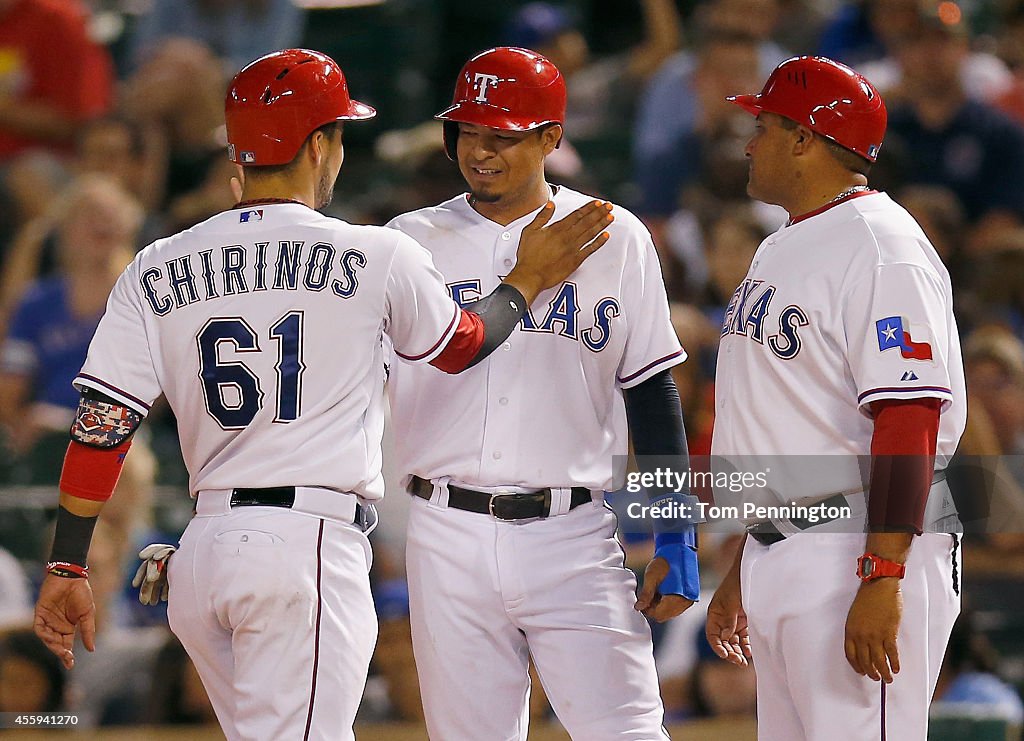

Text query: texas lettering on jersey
(139, 240), (367, 316)
(448, 278), (619, 352)
(721, 277), (808, 360)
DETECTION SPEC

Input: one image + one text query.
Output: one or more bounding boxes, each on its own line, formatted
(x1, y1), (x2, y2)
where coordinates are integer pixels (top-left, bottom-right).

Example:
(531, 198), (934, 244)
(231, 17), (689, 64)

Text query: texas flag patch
(875, 316), (933, 360)
(239, 209), (263, 223)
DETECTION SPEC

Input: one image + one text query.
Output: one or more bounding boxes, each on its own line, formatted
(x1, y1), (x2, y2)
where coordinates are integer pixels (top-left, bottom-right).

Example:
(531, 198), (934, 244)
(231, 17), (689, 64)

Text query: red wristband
(46, 561), (89, 579)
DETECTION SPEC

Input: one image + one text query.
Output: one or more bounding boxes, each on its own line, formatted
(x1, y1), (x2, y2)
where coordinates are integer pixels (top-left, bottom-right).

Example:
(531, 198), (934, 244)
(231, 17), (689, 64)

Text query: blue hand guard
(654, 528), (700, 602)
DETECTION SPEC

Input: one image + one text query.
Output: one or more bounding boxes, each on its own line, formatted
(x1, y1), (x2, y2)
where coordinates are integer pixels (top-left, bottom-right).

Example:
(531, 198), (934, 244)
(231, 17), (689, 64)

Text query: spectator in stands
(120, 38), (233, 230)
(818, 0), (934, 68)
(75, 116), (165, 214)
(0, 627), (66, 712)
(370, 578), (423, 722)
(632, 29), (763, 264)
(856, 3), (1012, 106)
(932, 610), (1024, 727)
(879, 9), (1024, 251)
(0, 176), (156, 544)
(145, 632), (218, 726)
(0, 176), (140, 459)
(965, 326), (1024, 474)
(971, 239), (1024, 339)
(131, 0), (305, 76)
(994, 1), (1024, 124)
(0, 0), (113, 162)
(633, 0), (790, 234)
(0, 545), (31, 629)
(688, 629), (757, 718)
(897, 185), (967, 266)
(503, 0), (681, 144)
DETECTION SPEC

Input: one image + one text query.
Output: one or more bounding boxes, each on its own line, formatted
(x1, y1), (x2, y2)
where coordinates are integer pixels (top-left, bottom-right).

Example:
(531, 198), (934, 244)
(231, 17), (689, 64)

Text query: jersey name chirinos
(139, 240), (366, 316)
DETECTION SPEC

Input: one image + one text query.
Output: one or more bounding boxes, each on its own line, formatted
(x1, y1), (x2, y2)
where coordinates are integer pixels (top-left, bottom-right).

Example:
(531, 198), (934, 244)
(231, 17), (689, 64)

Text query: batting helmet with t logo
(436, 46), (566, 160)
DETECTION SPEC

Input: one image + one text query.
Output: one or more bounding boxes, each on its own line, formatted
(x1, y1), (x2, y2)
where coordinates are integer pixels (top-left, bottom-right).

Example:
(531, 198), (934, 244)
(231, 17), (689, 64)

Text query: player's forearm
(628, 0), (683, 78)
(624, 369), (693, 519)
(430, 285), (529, 373)
(49, 498), (101, 576)
(59, 491), (105, 518)
(48, 390), (143, 574)
(864, 532), (913, 564)
(0, 99), (78, 142)
(501, 267), (545, 306)
(867, 398), (940, 534)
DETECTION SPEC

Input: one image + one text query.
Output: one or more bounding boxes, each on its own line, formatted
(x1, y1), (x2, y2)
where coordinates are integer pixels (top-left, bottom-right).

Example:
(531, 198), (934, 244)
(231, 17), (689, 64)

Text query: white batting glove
(131, 543), (176, 606)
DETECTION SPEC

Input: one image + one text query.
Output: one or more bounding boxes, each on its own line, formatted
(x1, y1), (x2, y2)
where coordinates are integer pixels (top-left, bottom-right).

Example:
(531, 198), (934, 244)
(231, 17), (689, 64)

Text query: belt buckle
(488, 491), (518, 521)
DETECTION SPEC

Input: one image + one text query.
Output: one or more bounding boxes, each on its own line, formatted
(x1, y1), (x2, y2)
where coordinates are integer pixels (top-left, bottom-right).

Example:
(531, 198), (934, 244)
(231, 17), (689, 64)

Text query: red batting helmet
(225, 49), (376, 166)
(436, 46), (566, 160)
(727, 56), (886, 162)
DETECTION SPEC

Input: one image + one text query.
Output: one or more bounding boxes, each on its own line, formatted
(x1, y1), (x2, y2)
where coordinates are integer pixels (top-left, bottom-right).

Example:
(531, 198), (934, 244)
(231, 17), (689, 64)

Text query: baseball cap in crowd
(503, 2), (578, 49)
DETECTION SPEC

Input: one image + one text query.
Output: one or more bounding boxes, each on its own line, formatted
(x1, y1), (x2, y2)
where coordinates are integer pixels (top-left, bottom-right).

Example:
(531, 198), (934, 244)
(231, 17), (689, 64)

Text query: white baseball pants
(167, 503), (377, 741)
(741, 532), (961, 741)
(406, 495), (669, 741)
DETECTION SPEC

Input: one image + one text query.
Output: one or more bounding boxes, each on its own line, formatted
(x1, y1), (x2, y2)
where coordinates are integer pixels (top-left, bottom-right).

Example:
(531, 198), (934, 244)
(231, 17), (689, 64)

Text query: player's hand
(635, 556), (694, 622)
(506, 200), (612, 302)
(705, 569), (751, 667)
(844, 578), (903, 683)
(132, 543), (176, 606)
(33, 574), (96, 670)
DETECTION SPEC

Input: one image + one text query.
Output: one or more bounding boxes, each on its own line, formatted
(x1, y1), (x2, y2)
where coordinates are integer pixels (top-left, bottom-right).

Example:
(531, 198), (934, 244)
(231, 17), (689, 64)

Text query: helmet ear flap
(443, 121), (459, 161)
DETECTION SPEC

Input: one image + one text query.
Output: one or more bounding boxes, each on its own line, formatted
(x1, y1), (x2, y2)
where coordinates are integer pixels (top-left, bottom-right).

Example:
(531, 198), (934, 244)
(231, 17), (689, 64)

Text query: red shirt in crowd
(0, 0), (113, 159)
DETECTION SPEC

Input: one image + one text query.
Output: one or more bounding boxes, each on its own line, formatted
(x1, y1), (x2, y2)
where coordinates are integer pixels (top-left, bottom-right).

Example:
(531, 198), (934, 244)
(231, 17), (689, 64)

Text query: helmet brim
(434, 101), (558, 132)
(726, 94), (763, 117)
(337, 100), (377, 121)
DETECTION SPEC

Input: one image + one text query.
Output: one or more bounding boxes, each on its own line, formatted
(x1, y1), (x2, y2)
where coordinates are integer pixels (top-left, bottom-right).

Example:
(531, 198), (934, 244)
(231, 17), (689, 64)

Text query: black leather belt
(409, 476), (592, 521)
(745, 493), (854, 547)
(230, 486), (371, 531)
(747, 527), (787, 547)
(746, 472), (950, 547)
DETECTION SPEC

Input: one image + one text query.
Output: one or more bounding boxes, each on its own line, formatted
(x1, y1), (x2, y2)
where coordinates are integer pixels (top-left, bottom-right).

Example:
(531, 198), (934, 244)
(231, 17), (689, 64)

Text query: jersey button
(503, 259), (513, 267)
(501, 231), (512, 241)
(502, 342), (511, 351)
(492, 451), (502, 459)
(499, 397), (508, 405)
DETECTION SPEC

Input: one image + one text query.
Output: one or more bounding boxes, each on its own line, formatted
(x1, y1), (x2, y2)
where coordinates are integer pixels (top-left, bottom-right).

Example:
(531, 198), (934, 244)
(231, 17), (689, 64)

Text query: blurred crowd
(0, 0), (1022, 734)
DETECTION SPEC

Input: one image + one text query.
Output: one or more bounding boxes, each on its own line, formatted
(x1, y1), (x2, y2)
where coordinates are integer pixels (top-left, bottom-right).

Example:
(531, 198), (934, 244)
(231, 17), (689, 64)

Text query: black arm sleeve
(623, 369), (688, 458)
(462, 283), (529, 369)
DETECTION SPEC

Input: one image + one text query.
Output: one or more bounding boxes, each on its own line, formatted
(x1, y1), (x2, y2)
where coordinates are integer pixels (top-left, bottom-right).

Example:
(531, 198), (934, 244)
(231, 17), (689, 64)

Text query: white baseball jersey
(712, 191), (965, 741)
(387, 185), (679, 741)
(386, 186), (685, 491)
(712, 191), (966, 504)
(74, 202), (461, 499)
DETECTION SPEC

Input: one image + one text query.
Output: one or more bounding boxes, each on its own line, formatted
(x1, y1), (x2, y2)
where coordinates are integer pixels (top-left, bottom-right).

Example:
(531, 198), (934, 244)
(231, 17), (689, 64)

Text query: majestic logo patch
(900, 370), (919, 381)
(876, 316), (932, 361)
(239, 210), (263, 223)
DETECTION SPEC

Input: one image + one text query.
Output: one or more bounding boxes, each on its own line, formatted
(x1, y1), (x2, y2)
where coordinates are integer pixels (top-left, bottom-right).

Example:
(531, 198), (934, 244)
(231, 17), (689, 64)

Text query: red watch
(856, 553), (906, 582)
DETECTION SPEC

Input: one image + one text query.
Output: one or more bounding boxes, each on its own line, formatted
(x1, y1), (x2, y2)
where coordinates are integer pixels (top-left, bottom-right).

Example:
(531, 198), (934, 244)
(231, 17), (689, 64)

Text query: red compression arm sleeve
(867, 397), (941, 534)
(429, 309), (485, 374)
(59, 439), (132, 501)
